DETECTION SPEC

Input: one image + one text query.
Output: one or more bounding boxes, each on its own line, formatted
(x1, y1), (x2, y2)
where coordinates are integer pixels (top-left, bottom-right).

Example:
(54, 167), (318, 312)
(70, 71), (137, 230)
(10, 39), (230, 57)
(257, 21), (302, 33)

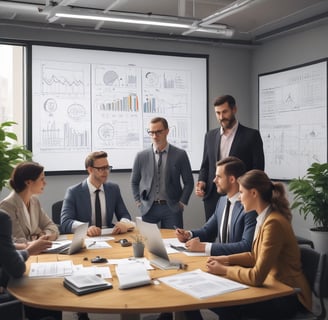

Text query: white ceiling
(1, 0), (328, 44)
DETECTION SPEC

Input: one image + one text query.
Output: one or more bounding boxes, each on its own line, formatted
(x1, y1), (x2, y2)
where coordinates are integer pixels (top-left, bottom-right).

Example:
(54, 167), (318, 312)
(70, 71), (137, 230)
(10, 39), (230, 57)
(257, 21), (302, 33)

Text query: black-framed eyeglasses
(147, 129), (165, 136)
(92, 165), (113, 172)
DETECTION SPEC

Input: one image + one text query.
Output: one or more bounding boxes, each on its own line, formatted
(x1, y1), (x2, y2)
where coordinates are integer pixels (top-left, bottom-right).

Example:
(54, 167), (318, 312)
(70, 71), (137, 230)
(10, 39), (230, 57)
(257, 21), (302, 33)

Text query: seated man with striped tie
(175, 156), (257, 256)
(60, 151), (134, 237)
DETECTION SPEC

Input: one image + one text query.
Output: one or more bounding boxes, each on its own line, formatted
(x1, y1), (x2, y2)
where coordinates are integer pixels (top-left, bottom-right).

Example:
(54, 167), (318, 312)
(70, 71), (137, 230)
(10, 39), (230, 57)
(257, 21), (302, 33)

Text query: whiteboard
(259, 59), (327, 180)
(31, 45), (207, 172)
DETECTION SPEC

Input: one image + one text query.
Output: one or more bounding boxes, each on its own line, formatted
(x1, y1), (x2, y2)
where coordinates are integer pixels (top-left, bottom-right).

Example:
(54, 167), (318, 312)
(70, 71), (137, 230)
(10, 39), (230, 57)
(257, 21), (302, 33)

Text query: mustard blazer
(226, 211), (312, 311)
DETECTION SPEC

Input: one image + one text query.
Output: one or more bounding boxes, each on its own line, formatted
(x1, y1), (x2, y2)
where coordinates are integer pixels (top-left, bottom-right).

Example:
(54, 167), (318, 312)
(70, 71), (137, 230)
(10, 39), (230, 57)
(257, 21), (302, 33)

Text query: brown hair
(238, 169), (292, 222)
(213, 95), (236, 109)
(216, 156), (246, 179)
(10, 161), (44, 193)
(150, 117), (168, 129)
(85, 151), (108, 169)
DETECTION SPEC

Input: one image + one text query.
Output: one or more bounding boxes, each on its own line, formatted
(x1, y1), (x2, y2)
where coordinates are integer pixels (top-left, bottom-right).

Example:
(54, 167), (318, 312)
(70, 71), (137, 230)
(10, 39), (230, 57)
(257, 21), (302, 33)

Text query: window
(0, 44), (25, 144)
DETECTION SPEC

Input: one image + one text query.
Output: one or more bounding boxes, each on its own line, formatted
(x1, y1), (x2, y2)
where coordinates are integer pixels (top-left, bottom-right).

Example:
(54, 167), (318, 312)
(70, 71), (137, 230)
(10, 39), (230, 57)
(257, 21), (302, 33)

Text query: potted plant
(0, 121), (32, 192)
(130, 232), (146, 258)
(288, 162), (328, 253)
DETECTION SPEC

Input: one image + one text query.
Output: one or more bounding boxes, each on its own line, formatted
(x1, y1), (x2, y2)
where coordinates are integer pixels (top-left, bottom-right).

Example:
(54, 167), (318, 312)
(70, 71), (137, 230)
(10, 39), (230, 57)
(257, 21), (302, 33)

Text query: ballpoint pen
(173, 225), (183, 234)
(88, 241), (96, 248)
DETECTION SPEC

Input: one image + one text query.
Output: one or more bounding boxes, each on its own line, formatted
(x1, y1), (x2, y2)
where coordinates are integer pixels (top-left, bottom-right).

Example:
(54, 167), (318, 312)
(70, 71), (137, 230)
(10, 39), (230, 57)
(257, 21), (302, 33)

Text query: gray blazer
(131, 144), (194, 215)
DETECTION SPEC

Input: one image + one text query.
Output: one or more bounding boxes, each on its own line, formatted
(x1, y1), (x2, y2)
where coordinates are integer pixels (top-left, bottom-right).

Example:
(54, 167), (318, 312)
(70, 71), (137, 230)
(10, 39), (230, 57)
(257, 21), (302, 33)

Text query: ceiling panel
(0, 0), (328, 44)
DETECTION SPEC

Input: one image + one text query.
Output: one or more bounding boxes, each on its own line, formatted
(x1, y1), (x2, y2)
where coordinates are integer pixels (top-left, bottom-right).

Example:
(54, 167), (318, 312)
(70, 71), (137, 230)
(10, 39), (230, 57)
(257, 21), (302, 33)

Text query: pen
(88, 241), (96, 248)
(173, 225), (183, 234)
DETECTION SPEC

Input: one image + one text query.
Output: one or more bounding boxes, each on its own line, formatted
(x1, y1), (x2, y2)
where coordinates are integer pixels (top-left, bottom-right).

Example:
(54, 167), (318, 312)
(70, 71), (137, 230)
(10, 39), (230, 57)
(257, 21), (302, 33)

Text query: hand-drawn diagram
(259, 61), (327, 179)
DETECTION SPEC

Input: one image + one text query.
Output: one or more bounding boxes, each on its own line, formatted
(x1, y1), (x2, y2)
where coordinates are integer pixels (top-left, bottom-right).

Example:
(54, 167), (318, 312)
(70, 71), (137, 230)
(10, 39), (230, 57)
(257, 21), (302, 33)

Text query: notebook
(45, 223), (88, 255)
(136, 218), (181, 270)
(63, 274), (112, 295)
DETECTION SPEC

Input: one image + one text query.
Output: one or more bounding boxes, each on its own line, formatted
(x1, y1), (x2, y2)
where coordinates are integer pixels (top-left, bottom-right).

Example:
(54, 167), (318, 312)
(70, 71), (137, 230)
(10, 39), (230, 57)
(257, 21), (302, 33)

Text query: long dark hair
(238, 169), (292, 222)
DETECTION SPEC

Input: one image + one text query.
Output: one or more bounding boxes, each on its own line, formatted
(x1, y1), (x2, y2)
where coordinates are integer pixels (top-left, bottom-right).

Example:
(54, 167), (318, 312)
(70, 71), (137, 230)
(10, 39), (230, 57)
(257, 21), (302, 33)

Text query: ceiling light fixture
(55, 12), (191, 29)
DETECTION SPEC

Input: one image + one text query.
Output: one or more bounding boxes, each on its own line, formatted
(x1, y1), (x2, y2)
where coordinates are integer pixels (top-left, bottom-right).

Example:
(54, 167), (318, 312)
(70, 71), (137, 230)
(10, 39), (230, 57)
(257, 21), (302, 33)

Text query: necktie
(221, 199), (231, 243)
(95, 189), (102, 228)
(157, 150), (163, 168)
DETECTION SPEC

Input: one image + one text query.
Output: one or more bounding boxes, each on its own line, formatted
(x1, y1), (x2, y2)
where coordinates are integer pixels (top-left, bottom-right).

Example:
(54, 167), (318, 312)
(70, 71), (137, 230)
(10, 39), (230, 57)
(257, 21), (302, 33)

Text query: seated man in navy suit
(176, 156), (257, 255)
(60, 151), (133, 237)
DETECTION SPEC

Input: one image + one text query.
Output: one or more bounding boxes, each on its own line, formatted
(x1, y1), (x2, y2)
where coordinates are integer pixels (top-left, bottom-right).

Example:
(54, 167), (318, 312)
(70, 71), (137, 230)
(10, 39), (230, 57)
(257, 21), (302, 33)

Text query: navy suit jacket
(191, 196), (257, 255)
(60, 179), (131, 234)
(198, 123), (264, 200)
(131, 144), (194, 215)
(0, 211), (27, 285)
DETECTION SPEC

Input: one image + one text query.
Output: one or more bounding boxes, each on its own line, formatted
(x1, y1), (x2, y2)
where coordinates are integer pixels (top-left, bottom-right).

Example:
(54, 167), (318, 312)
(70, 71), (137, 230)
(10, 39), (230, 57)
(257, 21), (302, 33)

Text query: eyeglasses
(92, 165), (113, 172)
(147, 129), (165, 136)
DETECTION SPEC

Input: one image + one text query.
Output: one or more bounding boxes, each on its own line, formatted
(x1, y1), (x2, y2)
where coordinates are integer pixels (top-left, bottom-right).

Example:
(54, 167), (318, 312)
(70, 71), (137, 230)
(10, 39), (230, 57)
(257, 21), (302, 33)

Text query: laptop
(136, 218), (181, 270)
(45, 223), (89, 255)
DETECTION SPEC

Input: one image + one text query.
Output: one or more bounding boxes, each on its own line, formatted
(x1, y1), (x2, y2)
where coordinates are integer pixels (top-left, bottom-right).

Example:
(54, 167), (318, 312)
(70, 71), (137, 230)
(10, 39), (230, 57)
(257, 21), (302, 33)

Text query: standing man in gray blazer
(131, 117), (194, 229)
(196, 94), (265, 221)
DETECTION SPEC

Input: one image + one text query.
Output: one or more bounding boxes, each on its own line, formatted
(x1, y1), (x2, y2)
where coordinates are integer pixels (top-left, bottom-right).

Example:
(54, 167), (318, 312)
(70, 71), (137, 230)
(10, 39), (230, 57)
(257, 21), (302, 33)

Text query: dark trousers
(211, 294), (303, 320)
(142, 203), (183, 229)
(203, 188), (221, 222)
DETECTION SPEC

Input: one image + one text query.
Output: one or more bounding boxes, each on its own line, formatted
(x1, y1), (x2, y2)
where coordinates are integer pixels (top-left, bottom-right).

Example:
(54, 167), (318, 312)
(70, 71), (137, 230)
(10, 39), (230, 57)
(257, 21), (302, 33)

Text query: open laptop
(136, 218), (181, 270)
(45, 223), (88, 255)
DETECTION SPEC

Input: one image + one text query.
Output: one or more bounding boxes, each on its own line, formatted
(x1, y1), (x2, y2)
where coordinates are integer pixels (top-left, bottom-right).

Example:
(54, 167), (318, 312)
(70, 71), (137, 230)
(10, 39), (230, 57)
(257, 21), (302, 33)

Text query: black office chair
(52, 200), (64, 234)
(296, 236), (314, 249)
(292, 247), (327, 320)
(0, 289), (24, 320)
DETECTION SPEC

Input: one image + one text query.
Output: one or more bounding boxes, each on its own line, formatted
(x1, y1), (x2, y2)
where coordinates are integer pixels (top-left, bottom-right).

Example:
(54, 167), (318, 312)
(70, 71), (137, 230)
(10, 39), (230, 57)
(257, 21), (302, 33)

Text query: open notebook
(45, 223), (88, 255)
(136, 218), (180, 270)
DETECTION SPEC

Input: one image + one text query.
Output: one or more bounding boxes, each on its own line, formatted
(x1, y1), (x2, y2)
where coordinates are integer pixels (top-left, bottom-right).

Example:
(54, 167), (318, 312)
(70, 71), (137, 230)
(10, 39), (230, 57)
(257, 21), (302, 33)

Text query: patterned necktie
(95, 189), (102, 228)
(221, 199), (231, 243)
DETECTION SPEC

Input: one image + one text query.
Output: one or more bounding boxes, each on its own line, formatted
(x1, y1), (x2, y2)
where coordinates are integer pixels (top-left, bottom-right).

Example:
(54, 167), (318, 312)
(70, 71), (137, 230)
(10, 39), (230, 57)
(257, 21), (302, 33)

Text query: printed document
(159, 269), (248, 299)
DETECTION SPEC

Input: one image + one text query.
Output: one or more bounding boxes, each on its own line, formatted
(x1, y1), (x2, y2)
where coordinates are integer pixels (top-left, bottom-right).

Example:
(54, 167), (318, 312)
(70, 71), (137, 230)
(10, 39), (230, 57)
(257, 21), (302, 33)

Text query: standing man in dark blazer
(131, 117), (194, 229)
(61, 151), (134, 236)
(196, 95), (264, 221)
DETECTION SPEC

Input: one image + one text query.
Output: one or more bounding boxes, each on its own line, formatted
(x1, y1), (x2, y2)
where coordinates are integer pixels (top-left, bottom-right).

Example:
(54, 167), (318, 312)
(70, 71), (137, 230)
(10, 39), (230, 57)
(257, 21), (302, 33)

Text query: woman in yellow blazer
(205, 169), (312, 320)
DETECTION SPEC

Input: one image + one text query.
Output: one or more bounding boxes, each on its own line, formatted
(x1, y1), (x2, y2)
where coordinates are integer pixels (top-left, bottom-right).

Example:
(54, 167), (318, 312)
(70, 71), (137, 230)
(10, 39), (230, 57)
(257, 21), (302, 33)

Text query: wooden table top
(8, 229), (294, 314)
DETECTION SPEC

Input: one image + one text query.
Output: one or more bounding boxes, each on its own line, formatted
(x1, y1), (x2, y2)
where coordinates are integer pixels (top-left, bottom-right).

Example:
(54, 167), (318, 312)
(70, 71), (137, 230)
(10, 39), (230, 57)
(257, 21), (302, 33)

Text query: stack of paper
(63, 274), (112, 295)
(115, 262), (152, 289)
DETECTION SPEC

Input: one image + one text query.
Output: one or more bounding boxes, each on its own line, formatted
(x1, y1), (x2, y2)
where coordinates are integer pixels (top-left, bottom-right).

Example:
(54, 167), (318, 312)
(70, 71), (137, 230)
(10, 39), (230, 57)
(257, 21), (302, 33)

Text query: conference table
(8, 229), (295, 319)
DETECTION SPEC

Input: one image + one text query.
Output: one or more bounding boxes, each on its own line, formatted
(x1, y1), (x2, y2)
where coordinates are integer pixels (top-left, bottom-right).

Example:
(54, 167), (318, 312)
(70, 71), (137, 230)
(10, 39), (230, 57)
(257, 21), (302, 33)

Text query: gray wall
(251, 24), (328, 238)
(1, 22), (327, 234)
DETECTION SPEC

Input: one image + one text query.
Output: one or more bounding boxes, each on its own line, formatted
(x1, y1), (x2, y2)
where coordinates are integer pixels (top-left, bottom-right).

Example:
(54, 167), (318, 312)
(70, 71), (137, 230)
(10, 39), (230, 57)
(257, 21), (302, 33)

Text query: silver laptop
(46, 223), (88, 255)
(136, 218), (180, 270)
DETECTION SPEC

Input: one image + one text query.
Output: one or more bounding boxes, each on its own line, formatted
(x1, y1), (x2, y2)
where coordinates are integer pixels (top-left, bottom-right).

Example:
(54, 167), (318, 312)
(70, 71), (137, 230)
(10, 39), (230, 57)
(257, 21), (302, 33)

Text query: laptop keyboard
(150, 256), (180, 270)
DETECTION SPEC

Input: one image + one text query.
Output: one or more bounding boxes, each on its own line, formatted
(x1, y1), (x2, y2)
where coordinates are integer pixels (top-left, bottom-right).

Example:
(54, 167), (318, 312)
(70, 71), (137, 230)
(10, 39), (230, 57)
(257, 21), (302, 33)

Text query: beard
(220, 116), (236, 129)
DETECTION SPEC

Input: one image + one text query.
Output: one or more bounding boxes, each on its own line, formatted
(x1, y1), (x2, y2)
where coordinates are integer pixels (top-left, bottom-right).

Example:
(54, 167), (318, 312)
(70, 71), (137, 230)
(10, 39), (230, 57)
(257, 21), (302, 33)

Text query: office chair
(293, 246), (327, 320)
(52, 200), (63, 234)
(296, 236), (314, 249)
(0, 289), (24, 320)
(243, 247), (327, 320)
